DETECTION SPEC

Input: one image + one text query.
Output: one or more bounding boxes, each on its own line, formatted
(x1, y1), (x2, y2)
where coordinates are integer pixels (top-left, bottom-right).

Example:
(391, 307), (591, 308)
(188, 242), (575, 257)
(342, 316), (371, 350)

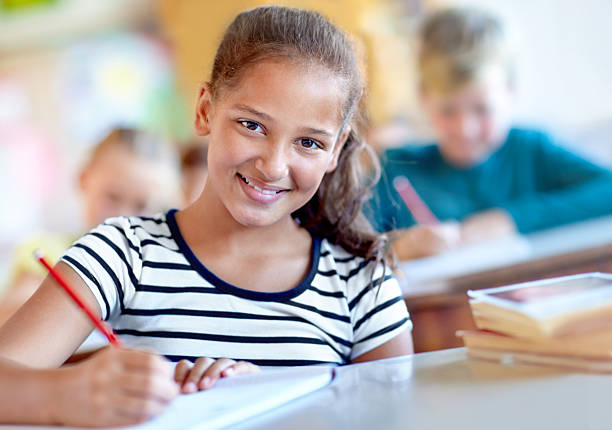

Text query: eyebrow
(233, 104), (272, 121)
(232, 103), (335, 139)
(300, 127), (335, 138)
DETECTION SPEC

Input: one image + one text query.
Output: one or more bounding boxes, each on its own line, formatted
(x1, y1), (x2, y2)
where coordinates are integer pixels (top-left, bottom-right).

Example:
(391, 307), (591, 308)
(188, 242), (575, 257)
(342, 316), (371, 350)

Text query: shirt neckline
(165, 209), (321, 302)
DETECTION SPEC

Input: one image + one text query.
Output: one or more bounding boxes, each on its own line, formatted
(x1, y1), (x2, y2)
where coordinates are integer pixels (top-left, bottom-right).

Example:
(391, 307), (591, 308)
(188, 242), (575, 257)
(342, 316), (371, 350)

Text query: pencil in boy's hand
(392, 175), (439, 225)
(34, 250), (123, 348)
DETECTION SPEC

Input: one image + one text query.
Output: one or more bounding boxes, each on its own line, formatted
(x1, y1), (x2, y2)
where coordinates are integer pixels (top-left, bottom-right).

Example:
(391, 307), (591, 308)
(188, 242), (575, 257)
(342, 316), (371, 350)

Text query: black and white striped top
(61, 210), (411, 366)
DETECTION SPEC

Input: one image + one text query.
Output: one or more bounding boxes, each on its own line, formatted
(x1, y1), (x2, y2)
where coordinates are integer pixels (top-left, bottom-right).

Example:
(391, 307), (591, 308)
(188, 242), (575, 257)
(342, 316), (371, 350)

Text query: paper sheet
(397, 236), (532, 292)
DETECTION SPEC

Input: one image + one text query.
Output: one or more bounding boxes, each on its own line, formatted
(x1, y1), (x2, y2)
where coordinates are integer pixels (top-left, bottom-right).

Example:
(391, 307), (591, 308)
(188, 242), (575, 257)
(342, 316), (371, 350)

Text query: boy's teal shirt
(368, 127), (612, 234)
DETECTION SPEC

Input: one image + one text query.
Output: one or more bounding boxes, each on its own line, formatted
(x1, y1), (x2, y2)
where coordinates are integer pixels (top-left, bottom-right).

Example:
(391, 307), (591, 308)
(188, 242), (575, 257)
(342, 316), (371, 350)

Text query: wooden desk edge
(403, 241), (612, 310)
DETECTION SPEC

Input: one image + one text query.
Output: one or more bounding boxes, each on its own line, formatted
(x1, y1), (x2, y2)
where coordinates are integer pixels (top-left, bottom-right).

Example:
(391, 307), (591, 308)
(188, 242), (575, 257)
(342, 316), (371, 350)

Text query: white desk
(398, 214), (612, 297)
(1, 349), (610, 429)
(232, 348), (612, 430)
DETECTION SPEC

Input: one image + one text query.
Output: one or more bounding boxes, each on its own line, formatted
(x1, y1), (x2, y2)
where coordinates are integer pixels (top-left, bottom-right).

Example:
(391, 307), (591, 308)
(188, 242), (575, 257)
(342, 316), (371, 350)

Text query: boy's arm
(499, 136), (612, 234)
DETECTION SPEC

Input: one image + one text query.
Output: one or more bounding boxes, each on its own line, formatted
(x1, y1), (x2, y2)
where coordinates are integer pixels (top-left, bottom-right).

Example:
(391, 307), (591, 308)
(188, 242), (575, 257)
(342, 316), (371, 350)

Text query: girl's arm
(0, 272), (42, 326)
(0, 261), (99, 367)
(0, 262), (181, 426)
(0, 260), (254, 399)
(351, 329), (414, 363)
(0, 348), (179, 427)
(349, 263), (414, 363)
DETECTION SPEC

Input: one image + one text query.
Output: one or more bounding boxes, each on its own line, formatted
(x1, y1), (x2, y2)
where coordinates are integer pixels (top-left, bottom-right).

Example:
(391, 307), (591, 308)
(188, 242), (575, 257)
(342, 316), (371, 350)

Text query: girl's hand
(51, 347), (179, 427)
(174, 357), (261, 394)
(393, 222), (462, 260)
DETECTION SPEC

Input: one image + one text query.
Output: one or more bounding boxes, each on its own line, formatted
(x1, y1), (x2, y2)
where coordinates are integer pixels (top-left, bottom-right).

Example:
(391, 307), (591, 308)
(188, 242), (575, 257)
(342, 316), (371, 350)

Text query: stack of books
(458, 272), (612, 372)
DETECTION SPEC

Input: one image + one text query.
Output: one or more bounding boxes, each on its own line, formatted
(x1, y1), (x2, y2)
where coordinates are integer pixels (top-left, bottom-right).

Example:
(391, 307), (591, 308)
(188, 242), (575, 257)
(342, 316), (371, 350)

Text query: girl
(0, 6), (413, 426)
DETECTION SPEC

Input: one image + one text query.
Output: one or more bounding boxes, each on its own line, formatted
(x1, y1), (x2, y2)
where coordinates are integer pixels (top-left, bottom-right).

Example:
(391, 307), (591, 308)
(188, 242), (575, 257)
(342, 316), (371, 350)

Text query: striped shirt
(61, 210), (411, 366)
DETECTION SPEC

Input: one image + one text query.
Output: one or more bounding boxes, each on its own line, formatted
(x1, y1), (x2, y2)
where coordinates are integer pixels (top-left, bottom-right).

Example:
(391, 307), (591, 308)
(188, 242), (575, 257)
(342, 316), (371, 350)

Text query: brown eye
(298, 138), (321, 150)
(239, 120), (264, 133)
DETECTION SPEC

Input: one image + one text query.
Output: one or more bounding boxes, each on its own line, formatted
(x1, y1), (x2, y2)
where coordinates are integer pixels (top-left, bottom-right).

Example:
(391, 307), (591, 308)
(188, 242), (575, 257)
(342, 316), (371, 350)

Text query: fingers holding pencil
(51, 347), (179, 427)
(392, 223), (461, 260)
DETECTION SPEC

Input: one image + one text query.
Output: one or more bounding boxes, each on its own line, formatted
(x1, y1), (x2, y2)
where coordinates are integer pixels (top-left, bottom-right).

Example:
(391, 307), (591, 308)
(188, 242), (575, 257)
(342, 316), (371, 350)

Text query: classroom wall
(158, 0), (416, 126)
(0, 1), (186, 287)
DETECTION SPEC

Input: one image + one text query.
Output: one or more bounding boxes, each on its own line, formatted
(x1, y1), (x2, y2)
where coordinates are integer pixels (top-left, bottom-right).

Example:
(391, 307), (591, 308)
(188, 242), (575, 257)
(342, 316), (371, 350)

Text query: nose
(455, 112), (480, 141)
(254, 141), (290, 181)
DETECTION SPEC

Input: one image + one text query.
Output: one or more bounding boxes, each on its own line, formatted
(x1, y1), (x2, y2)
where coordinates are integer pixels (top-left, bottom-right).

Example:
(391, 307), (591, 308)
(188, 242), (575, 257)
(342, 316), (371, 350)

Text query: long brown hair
(209, 6), (390, 272)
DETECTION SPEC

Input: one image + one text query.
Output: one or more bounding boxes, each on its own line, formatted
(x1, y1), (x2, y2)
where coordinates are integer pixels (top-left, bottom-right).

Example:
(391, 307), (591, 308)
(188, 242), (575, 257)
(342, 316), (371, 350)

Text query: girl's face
(195, 59), (349, 228)
(421, 64), (514, 168)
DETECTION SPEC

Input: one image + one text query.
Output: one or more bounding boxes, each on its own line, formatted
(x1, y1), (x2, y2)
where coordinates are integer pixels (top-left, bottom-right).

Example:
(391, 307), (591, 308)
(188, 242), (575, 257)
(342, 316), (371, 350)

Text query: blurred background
(1, 0), (611, 287)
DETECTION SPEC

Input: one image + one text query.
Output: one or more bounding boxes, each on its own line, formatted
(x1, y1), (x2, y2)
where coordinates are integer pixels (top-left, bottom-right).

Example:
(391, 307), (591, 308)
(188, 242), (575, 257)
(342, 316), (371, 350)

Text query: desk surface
(399, 215), (612, 301)
(233, 348), (612, 430)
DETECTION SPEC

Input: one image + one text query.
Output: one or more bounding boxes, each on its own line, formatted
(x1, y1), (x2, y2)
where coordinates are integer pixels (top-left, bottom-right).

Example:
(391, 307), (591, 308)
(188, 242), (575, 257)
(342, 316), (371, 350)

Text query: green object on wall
(1, 0), (57, 12)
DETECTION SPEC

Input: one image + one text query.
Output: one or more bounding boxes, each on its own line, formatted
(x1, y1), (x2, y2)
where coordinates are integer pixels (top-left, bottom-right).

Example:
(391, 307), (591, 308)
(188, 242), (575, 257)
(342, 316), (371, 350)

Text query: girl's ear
(326, 125), (351, 173)
(194, 84), (214, 136)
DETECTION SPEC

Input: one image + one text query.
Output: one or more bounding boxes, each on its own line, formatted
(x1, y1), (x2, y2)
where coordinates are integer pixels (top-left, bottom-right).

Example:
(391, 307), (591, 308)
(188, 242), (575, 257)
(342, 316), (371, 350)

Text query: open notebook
(0, 366), (334, 430)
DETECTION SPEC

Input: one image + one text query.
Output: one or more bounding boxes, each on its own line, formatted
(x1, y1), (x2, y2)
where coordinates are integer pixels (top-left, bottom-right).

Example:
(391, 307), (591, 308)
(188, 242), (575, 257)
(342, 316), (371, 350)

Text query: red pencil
(392, 175), (439, 225)
(34, 250), (123, 348)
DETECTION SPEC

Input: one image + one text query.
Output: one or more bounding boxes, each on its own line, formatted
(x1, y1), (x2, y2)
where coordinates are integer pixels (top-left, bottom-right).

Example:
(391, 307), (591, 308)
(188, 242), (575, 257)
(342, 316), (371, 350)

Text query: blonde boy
(371, 8), (612, 260)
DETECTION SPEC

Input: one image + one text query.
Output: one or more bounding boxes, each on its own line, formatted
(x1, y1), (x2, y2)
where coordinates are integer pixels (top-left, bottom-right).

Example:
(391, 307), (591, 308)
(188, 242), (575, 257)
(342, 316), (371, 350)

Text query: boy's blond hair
(418, 7), (514, 95)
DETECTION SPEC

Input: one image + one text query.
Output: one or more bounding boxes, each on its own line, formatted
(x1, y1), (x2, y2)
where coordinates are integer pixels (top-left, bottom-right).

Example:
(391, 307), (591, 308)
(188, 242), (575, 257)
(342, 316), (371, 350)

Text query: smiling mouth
(238, 174), (287, 195)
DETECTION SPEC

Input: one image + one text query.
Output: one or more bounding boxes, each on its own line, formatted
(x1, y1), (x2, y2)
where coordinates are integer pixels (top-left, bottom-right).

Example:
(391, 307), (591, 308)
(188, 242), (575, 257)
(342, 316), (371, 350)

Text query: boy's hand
(461, 209), (517, 244)
(174, 357), (260, 394)
(393, 222), (461, 260)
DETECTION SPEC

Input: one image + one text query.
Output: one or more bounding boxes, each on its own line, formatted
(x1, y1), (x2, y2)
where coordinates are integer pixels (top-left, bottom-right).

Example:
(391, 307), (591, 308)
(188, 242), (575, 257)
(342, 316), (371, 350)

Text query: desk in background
(397, 215), (612, 352)
(235, 348), (612, 430)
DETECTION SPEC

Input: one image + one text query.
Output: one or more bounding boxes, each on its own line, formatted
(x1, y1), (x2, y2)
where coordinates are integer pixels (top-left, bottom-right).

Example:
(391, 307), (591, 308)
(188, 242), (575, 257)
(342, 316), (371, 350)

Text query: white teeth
(240, 174), (281, 194)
